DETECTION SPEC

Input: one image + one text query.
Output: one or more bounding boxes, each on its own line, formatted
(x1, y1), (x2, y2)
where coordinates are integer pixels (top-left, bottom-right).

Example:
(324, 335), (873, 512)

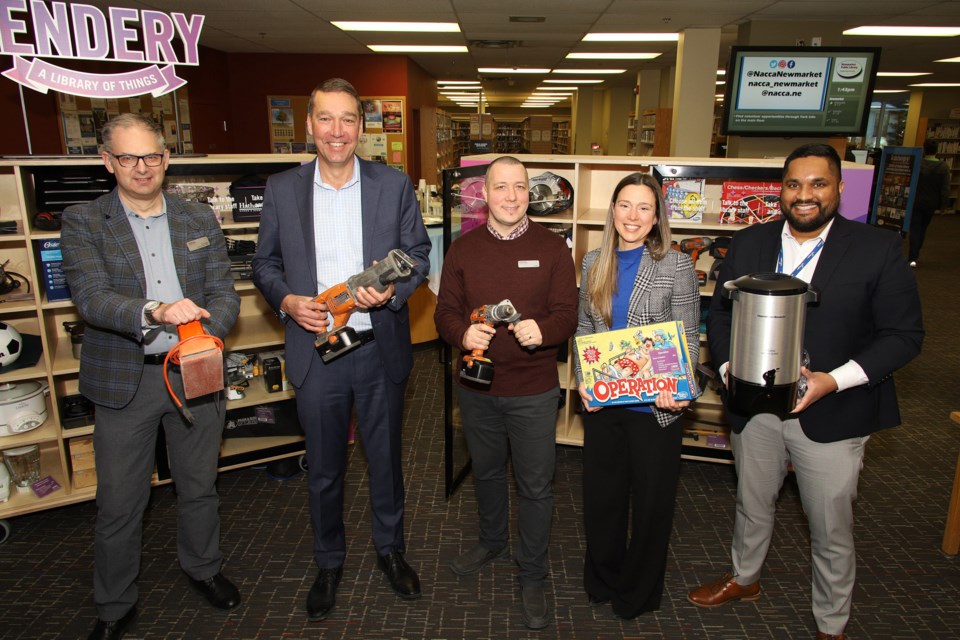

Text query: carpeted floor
(1, 216), (958, 640)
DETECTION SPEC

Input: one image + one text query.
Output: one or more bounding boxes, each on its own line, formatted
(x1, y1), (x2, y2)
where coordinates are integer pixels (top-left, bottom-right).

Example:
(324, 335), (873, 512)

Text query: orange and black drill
(313, 249), (417, 363)
(673, 236), (713, 286)
(460, 299), (521, 385)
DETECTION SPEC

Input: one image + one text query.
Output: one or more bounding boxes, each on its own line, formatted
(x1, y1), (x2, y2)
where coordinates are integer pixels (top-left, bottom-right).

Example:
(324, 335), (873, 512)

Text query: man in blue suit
(253, 78), (431, 622)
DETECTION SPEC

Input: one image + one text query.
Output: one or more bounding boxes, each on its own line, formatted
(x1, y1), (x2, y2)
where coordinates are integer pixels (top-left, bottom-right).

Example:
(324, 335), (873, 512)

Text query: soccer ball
(0, 322), (22, 368)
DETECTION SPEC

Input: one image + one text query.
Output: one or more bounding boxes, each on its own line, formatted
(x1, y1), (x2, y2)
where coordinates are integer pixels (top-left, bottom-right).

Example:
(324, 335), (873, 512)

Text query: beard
(780, 198), (838, 234)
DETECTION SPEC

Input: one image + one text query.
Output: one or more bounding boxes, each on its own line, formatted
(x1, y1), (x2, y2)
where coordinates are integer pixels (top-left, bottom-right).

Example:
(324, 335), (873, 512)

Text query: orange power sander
(460, 299), (521, 385)
(313, 249), (417, 363)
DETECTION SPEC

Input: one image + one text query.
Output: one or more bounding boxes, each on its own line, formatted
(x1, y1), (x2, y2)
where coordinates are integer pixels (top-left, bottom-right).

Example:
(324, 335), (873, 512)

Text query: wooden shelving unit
(0, 154), (319, 534)
(925, 118), (960, 213)
(521, 116), (553, 154)
(493, 119), (523, 154)
(627, 114), (638, 156)
(452, 119), (470, 163)
(638, 108), (673, 156)
(552, 120), (571, 155)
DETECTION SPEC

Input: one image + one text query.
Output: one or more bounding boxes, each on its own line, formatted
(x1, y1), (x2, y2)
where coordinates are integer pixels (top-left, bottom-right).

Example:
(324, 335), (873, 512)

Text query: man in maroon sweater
(434, 156), (578, 630)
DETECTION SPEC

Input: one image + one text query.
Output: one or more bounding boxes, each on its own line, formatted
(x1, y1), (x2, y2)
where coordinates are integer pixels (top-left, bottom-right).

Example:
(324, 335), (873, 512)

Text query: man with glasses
(61, 113), (241, 640)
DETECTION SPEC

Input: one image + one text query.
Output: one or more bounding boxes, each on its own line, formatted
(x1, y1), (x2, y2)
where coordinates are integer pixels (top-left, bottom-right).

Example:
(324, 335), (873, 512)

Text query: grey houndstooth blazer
(61, 189), (240, 409)
(574, 247), (701, 427)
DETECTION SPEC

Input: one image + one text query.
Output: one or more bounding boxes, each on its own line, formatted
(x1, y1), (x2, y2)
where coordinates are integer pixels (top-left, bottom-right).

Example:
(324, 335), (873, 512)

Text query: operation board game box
(575, 320), (698, 408)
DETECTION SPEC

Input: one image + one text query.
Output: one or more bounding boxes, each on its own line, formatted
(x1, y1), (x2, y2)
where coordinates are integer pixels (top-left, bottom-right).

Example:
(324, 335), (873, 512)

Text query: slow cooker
(0, 381), (49, 436)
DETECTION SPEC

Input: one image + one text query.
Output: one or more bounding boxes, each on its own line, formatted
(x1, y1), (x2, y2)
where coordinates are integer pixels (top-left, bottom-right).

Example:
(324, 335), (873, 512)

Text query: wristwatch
(143, 300), (162, 325)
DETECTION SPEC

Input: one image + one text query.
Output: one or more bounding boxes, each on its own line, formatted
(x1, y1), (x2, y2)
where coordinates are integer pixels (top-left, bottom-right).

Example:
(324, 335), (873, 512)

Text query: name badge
(518, 260), (540, 268)
(186, 236), (210, 251)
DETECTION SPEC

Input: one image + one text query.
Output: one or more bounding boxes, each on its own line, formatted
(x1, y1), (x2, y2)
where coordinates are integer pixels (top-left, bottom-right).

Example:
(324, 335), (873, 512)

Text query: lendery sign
(0, 0), (203, 98)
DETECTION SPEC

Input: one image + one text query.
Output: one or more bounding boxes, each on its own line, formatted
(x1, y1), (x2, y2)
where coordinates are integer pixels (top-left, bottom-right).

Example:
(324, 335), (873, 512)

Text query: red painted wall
(0, 49), (438, 179)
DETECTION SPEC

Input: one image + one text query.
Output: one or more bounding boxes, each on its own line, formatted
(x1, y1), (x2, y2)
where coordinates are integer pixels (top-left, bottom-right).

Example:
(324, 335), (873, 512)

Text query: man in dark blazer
(252, 78), (430, 622)
(688, 143), (923, 640)
(61, 113), (241, 640)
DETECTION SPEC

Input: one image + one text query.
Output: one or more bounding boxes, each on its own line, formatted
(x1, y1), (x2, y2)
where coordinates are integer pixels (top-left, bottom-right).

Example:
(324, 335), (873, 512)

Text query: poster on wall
(362, 100), (383, 128)
(870, 146), (921, 233)
(57, 90), (189, 155)
(269, 98), (296, 153)
(382, 100), (403, 132)
(358, 133), (387, 162)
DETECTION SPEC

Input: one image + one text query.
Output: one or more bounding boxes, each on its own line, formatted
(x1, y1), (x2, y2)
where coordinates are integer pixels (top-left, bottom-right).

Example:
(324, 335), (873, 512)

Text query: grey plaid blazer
(574, 247), (700, 427)
(61, 189), (240, 409)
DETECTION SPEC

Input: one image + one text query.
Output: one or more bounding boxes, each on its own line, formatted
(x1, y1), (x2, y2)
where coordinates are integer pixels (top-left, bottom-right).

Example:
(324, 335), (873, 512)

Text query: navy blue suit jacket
(252, 158), (431, 387)
(707, 215), (923, 442)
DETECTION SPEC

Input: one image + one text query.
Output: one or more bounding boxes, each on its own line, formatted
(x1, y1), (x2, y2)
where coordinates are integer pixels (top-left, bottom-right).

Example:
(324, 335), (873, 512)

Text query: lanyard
(777, 238), (824, 277)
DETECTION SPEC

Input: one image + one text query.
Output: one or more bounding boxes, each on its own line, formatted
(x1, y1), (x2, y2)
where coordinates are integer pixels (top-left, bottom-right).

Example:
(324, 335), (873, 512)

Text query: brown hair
(308, 78), (362, 118)
(101, 113), (165, 153)
(585, 172), (672, 327)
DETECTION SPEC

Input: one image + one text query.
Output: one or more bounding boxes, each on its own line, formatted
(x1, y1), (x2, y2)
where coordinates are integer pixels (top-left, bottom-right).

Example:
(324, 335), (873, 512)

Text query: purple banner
(2, 56), (185, 98)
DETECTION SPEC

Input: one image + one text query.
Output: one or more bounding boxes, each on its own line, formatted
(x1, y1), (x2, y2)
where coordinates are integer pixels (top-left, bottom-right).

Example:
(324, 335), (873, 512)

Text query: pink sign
(0, 1), (203, 98)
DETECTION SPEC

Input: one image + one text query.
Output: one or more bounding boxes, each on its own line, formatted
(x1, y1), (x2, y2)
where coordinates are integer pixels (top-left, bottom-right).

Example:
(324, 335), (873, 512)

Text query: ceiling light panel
(582, 33), (679, 42)
(333, 21), (460, 32)
(369, 45), (468, 53)
(552, 69), (626, 74)
(566, 53), (660, 60)
(844, 26), (960, 37)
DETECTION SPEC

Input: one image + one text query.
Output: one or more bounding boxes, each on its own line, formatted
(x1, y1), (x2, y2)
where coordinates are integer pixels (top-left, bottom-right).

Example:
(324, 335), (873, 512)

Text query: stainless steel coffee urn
(723, 273), (819, 418)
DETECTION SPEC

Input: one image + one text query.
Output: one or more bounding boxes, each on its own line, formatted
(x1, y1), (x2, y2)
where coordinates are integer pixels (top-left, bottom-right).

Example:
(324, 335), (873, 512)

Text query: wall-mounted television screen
(721, 46), (881, 137)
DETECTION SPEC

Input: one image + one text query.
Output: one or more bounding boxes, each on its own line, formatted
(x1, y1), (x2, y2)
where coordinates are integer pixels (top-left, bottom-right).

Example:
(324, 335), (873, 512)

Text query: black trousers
(908, 204), (937, 262)
(582, 407), (683, 618)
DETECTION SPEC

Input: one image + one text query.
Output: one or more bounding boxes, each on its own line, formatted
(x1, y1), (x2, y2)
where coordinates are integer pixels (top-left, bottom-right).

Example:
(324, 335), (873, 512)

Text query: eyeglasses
(108, 152), (165, 168)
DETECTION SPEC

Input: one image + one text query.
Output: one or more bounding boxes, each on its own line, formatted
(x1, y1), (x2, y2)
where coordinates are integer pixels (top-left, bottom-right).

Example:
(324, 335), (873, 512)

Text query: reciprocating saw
(460, 299), (521, 384)
(313, 249), (418, 363)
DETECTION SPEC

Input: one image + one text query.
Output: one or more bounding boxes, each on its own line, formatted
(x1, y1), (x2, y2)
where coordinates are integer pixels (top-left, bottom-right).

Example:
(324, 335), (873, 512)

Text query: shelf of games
(454, 153), (876, 463)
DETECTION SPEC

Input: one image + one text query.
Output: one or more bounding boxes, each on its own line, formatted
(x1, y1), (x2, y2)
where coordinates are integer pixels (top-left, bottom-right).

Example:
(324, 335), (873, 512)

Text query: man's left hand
(354, 283), (395, 309)
(509, 320), (541, 348)
(791, 366), (838, 413)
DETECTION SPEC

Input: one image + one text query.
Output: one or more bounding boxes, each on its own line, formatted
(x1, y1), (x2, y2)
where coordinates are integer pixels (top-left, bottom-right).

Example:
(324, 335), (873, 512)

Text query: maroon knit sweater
(434, 221), (578, 396)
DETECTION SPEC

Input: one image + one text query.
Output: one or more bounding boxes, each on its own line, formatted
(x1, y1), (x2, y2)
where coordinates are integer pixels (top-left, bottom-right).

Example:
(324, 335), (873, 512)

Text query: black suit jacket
(707, 215), (923, 442)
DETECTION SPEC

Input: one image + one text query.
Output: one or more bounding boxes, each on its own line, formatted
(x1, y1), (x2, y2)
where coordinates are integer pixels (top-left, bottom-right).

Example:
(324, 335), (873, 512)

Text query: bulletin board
(267, 94), (407, 173)
(56, 87), (192, 155)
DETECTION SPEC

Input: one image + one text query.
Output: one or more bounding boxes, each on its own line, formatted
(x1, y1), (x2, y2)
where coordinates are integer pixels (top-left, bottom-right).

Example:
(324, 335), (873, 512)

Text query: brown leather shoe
(687, 572), (761, 608)
(815, 633), (846, 640)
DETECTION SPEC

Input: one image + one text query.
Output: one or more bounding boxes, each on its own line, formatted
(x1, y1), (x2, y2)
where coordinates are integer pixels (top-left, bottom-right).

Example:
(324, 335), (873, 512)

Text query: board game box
(719, 180), (782, 224)
(575, 320), (699, 408)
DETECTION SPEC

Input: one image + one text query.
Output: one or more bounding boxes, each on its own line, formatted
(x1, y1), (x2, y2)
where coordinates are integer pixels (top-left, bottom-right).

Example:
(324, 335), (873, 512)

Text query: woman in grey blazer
(574, 172), (700, 620)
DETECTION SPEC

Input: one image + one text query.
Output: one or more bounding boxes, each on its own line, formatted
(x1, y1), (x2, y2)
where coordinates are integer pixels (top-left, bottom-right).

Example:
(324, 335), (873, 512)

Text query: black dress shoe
(188, 572), (241, 610)
(306, 567), (343, 621)
(87, 605), (136, 640)
(377, 550), (421, 600)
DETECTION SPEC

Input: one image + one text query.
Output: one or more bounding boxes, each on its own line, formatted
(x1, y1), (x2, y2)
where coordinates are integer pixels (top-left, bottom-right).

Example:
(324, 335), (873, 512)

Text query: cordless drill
(676, 236), (713, 286)
(460, 299), (521, 384)
(313, 249), (417, 363)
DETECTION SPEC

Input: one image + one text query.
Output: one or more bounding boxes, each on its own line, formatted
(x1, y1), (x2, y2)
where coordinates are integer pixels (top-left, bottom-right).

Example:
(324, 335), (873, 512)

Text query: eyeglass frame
(106, 151), (167, 168)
